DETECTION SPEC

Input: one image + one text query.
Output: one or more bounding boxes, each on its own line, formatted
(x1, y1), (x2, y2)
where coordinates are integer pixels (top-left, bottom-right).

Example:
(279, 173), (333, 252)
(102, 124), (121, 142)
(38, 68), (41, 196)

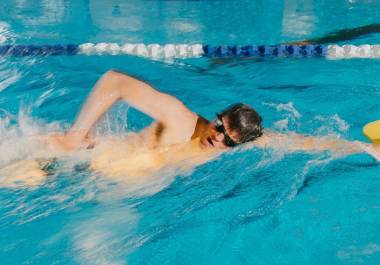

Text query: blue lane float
(0, 43), (379, 59)
(202, 44), (326, 57)
(0, 44), (78, 56)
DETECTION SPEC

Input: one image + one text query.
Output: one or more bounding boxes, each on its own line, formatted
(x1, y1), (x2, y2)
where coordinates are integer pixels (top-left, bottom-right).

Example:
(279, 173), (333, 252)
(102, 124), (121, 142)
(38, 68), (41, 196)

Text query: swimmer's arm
(286, 133), (380, 162)
(250, 132), (363, 154)
(244, 131), (380, 162)
(61, 70), (197, 150)
(287, 133), (363, 154)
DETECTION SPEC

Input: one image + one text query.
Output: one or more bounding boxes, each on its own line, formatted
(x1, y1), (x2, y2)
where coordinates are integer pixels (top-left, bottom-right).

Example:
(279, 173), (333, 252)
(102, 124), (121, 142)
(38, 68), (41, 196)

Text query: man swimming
(2, 69), (379, 188)
(47, 70), (371, 156)
(5, 22), (380, 187)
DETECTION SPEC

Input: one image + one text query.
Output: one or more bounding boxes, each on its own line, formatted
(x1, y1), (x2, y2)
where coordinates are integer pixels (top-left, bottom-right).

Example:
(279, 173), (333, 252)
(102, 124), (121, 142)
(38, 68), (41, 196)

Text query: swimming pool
(1, 0), (380, 264)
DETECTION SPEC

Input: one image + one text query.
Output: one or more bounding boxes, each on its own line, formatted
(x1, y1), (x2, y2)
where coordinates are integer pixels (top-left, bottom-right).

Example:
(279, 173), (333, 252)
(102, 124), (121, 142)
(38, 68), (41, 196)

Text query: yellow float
(363, 120), (380, 144)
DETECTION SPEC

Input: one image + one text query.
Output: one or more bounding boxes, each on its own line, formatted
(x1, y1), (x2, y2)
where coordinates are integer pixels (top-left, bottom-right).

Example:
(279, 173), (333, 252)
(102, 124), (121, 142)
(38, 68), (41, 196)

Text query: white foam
(264, 102), (301, 131)
(0, 106), (77, 190)
(314, 114), (349, 136)
(0, 108), (45, 166)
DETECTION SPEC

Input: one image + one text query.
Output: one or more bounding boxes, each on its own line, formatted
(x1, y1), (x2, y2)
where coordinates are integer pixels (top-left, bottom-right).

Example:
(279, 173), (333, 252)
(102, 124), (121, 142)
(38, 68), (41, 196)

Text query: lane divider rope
(0, 43), (380, 59)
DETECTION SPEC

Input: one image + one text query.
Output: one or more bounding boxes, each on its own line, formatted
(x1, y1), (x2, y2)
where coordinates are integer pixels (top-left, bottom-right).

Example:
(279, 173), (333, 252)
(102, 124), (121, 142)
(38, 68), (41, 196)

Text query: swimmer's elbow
(104, 70), (154, 99)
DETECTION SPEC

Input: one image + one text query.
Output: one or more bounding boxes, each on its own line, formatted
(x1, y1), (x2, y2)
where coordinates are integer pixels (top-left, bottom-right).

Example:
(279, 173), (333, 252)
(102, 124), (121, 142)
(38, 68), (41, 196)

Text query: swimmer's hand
(42, 132), (95, 152)
(358, 142), (380, 162)
(45, 133), (77, 152)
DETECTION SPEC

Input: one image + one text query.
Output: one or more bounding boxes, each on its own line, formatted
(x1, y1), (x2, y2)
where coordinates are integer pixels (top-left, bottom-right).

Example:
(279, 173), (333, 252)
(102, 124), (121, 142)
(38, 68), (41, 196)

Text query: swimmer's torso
(90, 116), (217, 182)
(90, 135), (217, 182)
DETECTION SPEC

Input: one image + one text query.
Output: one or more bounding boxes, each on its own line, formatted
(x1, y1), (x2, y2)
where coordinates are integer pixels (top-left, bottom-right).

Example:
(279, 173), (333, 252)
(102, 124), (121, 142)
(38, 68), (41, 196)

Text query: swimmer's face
(200, 115), (239, 149)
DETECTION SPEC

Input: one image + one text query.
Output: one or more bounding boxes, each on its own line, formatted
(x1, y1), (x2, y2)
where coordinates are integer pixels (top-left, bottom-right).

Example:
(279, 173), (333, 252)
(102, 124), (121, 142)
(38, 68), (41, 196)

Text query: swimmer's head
(200, 103), (263, 149)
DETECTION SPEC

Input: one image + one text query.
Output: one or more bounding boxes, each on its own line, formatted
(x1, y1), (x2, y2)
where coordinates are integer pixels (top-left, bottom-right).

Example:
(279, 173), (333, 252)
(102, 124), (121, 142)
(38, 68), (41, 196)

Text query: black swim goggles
(215, 114), (238, 147)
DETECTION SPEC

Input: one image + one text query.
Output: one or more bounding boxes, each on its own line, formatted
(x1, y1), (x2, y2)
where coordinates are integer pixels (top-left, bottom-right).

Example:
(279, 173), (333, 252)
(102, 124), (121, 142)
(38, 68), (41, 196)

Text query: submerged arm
(280, 132), (380, 162)
(250, 131), (363, 155)
(286, 133), (362, 154)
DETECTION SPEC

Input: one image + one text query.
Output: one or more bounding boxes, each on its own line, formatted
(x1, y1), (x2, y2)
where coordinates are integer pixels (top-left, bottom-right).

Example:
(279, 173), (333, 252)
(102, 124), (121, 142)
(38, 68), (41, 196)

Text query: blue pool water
(1, 0), (380, 264)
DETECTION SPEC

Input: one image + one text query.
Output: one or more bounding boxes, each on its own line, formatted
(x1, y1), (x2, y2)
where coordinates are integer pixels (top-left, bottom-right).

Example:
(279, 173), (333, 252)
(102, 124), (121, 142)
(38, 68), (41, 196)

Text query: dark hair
(220, 103), (263, 144)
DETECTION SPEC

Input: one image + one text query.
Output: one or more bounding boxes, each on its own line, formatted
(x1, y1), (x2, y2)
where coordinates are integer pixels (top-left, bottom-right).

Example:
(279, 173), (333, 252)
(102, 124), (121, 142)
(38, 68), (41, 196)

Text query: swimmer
(46, 70), (379, 160)
(44, 70), (266, 180)
(3, 70), (379, 188)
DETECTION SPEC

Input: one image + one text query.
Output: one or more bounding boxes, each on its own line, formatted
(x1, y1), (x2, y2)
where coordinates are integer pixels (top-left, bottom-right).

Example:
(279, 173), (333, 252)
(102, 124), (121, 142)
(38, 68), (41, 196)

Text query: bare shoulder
(161, 110), (199, 145)
(163, 96), (198, 124)
(139, 112), (199, 147)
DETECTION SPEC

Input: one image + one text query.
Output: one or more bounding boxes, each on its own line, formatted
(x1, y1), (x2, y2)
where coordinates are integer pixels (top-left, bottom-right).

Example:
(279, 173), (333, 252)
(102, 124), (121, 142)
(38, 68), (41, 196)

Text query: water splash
(0, 107), (57, 167)
(314, 114), (350, 136)
(286, 153), (339, 201)
(93, 102), (129, 136)
(264, 101), (301, 131)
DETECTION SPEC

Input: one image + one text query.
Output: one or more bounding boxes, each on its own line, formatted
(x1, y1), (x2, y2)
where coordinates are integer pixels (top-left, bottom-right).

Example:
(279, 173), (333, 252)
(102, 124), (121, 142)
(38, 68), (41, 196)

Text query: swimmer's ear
(363, 120), (380, 144)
